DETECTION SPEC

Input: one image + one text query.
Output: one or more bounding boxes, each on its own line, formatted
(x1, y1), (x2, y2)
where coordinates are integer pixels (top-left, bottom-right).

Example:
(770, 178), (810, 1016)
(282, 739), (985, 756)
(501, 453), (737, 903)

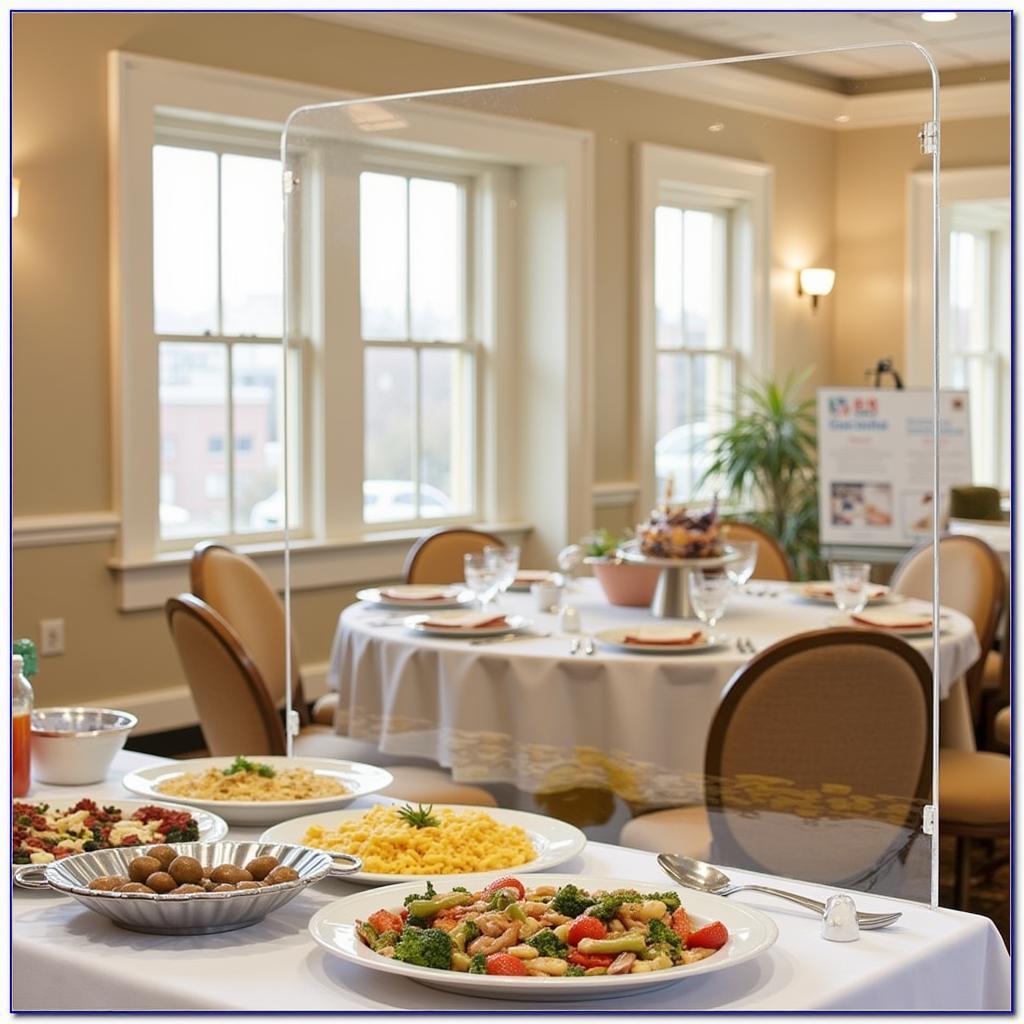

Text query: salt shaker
(559, 605), (581, 634)
(821, 893), (860, 942)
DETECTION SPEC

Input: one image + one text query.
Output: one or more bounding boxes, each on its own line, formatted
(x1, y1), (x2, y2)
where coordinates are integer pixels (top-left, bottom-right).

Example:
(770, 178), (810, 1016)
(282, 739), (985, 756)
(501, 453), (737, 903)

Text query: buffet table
(11, 752), (1011, 1011)
(327, 581), (981, 802)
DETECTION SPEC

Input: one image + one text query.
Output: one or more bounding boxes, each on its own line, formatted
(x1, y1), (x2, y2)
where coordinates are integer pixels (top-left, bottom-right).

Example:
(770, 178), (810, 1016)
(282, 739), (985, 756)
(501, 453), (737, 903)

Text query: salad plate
(259, 805), (587, 885)
(508, 570), (557, 592)
(308, 873), (778, 1001)
(795, 582), (892, 606)
(121, 757), (394, 826)
(356, 586), (474, 611)
(826, 611), (943, 638)
(595, 627), (730, 655)
(404, 612), (533, 639)
(12, 797), (229, 867)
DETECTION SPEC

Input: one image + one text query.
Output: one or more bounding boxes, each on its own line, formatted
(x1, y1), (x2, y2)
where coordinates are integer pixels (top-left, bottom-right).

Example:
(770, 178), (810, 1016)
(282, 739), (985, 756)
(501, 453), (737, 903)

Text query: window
(943, 203), (1010, 490)
(154, 139), (297, 544)
(360, 171), (475, 524)
(638, 145), (772, 512)
(653, 204), (736, 500)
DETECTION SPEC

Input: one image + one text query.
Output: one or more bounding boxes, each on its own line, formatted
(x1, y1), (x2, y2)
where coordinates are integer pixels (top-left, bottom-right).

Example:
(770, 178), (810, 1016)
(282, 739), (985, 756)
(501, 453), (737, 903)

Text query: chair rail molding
(13, 512), (120, 549)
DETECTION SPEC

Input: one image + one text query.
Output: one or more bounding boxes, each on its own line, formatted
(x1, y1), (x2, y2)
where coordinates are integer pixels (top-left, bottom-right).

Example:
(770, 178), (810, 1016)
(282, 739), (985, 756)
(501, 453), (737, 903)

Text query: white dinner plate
(308, 873), (778, 1002)
(259, 804), (587, 885)
(596, 627), (730, 655)
(356, 586), (475, 611)
(120, 757), (394, 826)
(404, 612), (533, 639)
(12, 796), (229, 867)
(795, 582), (892, 606)
(826, 613), (940, 638)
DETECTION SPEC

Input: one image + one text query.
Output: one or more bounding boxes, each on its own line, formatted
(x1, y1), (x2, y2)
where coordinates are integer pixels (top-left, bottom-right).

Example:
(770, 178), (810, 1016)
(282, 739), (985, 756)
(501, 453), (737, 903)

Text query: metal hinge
(283, 170), (300, 195)
(919, 121), (939, 155)
(286, 708), (301, 737)
(922, 804), (936, 836)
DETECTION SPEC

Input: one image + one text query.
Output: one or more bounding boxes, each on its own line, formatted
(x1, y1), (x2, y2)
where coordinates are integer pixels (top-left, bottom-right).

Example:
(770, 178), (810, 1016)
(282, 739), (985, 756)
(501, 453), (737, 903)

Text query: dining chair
(620, 628), (933, 893)
(402, 527), (505, 584)
(165, 594), (497, 807)
(720, 522), (794, 582)
(890, 534), (1004, 724)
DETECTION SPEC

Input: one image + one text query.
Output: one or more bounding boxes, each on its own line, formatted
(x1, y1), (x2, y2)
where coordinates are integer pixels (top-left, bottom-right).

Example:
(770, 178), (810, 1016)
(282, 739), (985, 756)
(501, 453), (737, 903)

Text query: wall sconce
(12, 178), (20, 218)
(797, 267), (835, 310)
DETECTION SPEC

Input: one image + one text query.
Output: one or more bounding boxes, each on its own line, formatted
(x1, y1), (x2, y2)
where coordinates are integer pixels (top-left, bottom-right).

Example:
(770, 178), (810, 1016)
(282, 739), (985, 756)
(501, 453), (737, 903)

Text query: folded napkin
(380, 585), (456, 601)
(622, 629), (704, 647)
(805, 582), (887, 600)
(850, 608), (932, 630)
(420, 611), (509, 630)
(515, 569), (555, 584)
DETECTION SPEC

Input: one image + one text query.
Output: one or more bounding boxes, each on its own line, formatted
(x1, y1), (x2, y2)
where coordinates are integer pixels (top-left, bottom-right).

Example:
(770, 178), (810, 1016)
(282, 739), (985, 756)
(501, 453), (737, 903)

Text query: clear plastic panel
(282, 45), (944, 906)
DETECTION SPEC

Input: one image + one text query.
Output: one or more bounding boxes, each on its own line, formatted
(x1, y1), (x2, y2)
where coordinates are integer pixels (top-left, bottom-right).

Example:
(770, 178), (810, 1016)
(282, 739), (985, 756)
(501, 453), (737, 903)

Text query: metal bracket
(286, 708), (301, 737)
(919, 121), (939, 155)
(922, 803), (936, 836)
(283, 170), (300, 195)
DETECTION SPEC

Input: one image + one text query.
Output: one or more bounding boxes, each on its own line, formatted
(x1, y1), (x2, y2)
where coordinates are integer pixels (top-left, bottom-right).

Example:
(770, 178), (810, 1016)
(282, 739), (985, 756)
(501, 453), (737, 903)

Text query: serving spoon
(657, 853), (902, 930)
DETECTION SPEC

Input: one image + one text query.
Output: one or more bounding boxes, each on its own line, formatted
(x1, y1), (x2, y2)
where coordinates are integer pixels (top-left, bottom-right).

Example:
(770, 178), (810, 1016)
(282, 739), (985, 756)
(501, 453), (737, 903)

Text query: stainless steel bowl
(13, 840), (359, 935)
(30, 707), (139, 784)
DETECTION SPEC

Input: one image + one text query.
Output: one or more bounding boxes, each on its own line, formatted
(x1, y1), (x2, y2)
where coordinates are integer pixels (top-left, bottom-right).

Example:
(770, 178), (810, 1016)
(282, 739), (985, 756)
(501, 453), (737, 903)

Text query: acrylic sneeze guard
(280, 44), (946, 907)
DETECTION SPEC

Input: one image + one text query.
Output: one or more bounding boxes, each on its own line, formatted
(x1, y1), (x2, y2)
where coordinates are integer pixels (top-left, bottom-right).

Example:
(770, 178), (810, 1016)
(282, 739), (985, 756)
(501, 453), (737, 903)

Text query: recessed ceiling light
(921, 11), (958, 22)
(708, 123), (725, 133)
(834, 114), (851, 123)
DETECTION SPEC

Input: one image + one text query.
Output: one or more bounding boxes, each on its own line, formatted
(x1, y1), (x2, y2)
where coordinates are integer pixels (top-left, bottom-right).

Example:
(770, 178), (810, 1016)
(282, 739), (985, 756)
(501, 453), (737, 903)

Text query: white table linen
(328, 581), (980, 801)
(11, 754), (1009, 1011)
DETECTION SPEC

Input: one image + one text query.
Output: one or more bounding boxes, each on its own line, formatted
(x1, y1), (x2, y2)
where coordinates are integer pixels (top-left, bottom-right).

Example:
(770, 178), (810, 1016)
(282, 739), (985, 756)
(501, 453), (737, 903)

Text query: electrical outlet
(39, 618), (65, 656)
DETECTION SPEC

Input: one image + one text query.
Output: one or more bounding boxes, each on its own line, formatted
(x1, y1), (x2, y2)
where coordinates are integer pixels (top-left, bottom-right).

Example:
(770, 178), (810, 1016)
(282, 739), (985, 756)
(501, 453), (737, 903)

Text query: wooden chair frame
(165, 594), (287, 756)
(401, 527), (504, 583)
(704, 627), (934, 890)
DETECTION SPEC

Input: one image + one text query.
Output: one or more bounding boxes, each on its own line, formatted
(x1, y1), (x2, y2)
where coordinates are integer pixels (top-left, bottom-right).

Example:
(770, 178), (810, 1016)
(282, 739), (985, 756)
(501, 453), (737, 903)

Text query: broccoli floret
(565, 964), (586, 977)
(451, 886), (469, 893)
(646, 918), (682, 958)
(392, 927), (453, 971)
(586, 889), (646, 922)
(449, 919), (481, 953)
(373, 930), (400, 953)
(403, 881), (436, 908)
(526, 928), (567, 958)
(486, 887), (520, 911)
(647, 891), (681, 913)
(548, 884), (595, 918)
(468, 952), (488, 974)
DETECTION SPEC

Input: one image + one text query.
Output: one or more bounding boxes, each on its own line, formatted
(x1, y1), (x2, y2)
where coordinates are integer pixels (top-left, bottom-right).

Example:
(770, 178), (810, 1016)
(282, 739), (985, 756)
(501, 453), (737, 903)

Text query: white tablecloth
(11, 752), (1010, 1012)
(327, 581), (980, 801)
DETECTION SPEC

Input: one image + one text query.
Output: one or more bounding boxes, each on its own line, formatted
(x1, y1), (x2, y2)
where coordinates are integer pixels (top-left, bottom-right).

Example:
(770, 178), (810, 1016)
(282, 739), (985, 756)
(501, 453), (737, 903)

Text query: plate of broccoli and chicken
(308, 873), (778, 1001)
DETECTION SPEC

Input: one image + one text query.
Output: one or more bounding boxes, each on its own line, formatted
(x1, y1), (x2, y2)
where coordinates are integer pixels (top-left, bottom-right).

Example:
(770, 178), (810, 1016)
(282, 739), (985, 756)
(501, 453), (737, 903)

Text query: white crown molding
(305, 12), (1008, 129)
(13, 511), (120, 548)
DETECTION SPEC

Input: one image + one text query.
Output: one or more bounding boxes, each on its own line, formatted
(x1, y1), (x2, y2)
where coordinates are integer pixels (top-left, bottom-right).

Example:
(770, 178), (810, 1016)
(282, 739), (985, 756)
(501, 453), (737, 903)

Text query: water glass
(464, 552), (500, 608)
(830, 562), (871, 615)
(688, 568), (731, 629)
(725, 540), (759, 587)
(485, 545), (521, 600)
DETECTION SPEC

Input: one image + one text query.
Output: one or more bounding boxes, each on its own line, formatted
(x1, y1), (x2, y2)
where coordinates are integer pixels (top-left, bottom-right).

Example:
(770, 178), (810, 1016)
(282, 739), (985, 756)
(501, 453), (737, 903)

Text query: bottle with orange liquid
(13, 653), (33, 798)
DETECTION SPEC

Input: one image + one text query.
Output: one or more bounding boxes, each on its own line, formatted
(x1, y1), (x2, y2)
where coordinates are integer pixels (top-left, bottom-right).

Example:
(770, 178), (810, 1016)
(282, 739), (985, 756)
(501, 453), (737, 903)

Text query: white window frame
(636, 143), (772, 514)
(108, 52), (594, 610)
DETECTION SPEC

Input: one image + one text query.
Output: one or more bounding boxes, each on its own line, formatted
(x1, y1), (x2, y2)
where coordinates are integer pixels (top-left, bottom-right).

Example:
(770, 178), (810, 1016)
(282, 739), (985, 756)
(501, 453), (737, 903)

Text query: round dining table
(327, 579), (980, 804)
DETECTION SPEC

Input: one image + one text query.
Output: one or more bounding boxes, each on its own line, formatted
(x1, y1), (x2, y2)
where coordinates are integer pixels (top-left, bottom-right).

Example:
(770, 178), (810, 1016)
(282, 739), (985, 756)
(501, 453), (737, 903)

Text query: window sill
(107, 521), (533, 612)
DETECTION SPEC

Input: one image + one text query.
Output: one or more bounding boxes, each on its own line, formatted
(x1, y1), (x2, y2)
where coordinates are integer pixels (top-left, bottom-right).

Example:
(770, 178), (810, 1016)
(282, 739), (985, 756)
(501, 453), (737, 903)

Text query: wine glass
(485, 545), (521, 603)
(464, 552), (501, 609)
(725, 540), (759, 588)
(688, 569), (731, 630)
(830, 562), (871, 616)
(556, 544), (585, 591)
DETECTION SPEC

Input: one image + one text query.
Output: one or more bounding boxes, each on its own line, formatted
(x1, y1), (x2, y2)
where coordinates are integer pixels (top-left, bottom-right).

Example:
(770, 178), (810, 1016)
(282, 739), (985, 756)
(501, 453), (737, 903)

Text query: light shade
(921, 11), (958, 22)
(799, 267), (836, 297)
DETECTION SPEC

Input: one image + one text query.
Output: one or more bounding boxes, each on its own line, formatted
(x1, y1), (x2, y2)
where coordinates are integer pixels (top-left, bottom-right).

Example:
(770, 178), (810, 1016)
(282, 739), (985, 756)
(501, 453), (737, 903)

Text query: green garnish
(396, 803), (440, 829)
(222, 755), (276, 778)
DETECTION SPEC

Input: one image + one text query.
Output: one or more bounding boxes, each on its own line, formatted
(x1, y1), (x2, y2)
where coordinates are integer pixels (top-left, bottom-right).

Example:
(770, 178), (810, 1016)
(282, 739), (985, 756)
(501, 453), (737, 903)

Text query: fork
(737, 637), (758, 655)
(569, 637), (581, 656)
(583, 637), (596, 656)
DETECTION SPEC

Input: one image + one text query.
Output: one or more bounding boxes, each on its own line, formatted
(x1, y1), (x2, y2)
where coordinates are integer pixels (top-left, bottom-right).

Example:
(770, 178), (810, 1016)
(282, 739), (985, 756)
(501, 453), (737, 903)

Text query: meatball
(167, 856), (204, 885)
(263, 865), (300, 886)
(128, 856), (162, 883)
(173, 884), (205, 894)
(117, 882), (156, 893)
(243, 856), (279, 881)
(209, 864), (252, 885)
(88, 875), (128, 892)
(146, 845), (177, 870)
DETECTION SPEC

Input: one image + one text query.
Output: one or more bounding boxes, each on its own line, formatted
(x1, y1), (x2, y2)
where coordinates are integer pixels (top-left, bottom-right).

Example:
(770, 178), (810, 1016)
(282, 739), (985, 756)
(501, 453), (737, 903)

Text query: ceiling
(610, 11), (1011, 79)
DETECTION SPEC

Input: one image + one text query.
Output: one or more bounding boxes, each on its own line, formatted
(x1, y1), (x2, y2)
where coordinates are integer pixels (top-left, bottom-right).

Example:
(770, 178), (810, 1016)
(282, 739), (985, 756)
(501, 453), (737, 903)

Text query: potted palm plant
(583, 527), (661, 607)
(699, 371), (822, 580)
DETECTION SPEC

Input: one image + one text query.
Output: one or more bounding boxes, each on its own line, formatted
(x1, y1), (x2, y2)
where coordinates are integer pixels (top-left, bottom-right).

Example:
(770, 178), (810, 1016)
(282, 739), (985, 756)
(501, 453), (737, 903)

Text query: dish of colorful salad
(12, 798), (228, 865)
(308, 872), (778, 999)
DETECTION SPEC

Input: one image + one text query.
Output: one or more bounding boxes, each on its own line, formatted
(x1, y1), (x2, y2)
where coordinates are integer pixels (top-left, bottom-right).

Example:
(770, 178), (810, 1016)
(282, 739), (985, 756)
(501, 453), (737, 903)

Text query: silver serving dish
(30, 706), (139, 785)
(31, 707), (138, 737)
(13, 841), (359, 935)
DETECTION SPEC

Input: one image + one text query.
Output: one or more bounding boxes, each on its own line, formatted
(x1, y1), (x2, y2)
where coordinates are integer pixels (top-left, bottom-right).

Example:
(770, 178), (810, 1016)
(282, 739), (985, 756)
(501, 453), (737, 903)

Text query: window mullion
(226, 342), (236, 534)
(414, 346), (423, 522)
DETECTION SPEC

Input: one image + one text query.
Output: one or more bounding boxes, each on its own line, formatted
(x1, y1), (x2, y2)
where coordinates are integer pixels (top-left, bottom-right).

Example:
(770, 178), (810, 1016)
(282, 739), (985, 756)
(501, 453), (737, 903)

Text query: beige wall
(11, 12), (1007, 711)
(833, 116), (1011, 386)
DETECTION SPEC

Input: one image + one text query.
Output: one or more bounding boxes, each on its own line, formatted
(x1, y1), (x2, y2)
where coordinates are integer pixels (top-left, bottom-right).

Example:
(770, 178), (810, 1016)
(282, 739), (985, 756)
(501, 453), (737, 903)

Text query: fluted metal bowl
(13, 841), (358, 935)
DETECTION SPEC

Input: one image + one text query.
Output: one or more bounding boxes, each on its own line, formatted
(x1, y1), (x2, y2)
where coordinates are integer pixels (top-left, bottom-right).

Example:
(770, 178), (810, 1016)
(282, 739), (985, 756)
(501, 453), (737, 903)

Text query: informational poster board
(818, 388), (972, 547)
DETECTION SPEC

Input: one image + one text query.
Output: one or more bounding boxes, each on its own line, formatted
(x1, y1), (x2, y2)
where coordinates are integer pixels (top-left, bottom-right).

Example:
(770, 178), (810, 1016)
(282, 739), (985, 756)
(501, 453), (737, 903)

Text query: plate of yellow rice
(258, 803), (586, 885)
